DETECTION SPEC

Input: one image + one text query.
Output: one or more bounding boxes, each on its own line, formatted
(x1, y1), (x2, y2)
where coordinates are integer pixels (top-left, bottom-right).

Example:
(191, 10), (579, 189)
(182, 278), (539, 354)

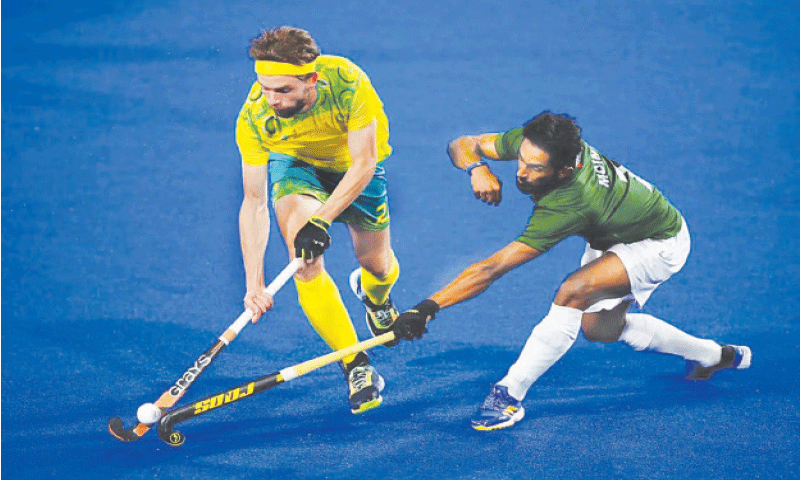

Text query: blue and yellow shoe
(345, 353), (385, 414)
(470, 385), (525, 431)
(685, 344), (752, 380)
(349, 268), (400, 347)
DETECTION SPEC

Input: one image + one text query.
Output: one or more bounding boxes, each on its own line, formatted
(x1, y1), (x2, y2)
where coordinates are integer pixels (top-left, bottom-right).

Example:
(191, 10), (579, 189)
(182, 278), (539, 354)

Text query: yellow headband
(254, 59), (316, 76)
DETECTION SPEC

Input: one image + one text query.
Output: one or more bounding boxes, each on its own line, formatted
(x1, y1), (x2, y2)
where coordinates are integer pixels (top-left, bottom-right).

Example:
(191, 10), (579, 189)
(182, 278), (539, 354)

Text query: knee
(581, 311), (625, 343)
(581, 320), (600, 342)
(582, 323), (612, 343)
(554, 276), (593, 310)
(359, 251), (395, 279)
(294, 258), (324, 282)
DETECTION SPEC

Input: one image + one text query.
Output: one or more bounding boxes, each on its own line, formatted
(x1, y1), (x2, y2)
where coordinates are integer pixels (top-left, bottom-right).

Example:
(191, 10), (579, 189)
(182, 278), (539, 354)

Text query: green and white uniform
(495, 127), (681, 252)
(495, 127), (689, 309)
(488, 128), (741, 413)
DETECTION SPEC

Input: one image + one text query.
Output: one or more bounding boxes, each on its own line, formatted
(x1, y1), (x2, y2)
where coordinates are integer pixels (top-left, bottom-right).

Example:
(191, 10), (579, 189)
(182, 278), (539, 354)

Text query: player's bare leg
(275, 193), (385, 412)
(492, 253), (629, 407)
(555, 252), (632, 311)
(581, 301), (632, 343)
(480, 252), (747, 430)
(349, 225), (394, 279)
(274, 194), (325, 278)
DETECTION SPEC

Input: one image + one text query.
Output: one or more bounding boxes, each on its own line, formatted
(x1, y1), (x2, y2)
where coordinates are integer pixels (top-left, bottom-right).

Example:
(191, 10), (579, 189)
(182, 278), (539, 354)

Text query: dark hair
(522, 112), (583, 170)
(248, 26), (320, 67)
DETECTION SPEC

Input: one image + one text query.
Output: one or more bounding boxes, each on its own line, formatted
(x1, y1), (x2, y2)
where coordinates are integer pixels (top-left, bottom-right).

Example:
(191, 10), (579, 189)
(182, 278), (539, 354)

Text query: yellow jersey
(235, 55), (391, 172)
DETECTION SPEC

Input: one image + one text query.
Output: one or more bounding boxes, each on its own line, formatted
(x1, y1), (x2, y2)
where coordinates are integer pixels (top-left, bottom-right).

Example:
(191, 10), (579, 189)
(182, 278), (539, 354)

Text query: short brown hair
(248, 26), (320, 66)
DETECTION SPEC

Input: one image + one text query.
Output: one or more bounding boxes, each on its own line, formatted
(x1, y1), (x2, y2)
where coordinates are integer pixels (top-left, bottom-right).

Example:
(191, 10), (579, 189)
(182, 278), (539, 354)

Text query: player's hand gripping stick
(157, 331), (397, 446)
(108, 258), (303, 442)
(393, 299), (440, 341)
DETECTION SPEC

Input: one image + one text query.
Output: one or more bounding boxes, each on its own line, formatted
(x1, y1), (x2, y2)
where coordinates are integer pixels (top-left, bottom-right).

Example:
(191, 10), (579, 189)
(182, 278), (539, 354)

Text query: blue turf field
(3, 1), (799, 478)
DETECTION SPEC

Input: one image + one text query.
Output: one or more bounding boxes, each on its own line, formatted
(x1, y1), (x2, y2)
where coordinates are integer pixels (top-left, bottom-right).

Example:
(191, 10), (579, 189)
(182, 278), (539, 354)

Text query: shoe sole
(349, 268), (365, 301)
(350, 374), (385, 414)
(471, 407), (525, 431)
(351, 395), (383, 414)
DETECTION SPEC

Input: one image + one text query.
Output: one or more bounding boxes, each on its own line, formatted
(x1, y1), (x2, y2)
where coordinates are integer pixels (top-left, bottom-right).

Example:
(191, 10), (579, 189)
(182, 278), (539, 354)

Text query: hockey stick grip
(230, 258), (303, 334)
(158, 332), (396, 446)
(264, 258), (303, 296)
(109, 258), (303, 443)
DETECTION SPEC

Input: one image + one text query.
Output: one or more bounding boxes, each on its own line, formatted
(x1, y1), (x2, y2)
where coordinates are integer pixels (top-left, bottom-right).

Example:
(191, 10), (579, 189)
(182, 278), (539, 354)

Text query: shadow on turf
(95, 342), (765, 462)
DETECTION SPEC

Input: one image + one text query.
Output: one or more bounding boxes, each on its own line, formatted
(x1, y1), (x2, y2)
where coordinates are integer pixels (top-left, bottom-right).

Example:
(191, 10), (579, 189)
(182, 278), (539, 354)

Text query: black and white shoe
(349, 268), (400, 346)
(344, 353), (385, 414)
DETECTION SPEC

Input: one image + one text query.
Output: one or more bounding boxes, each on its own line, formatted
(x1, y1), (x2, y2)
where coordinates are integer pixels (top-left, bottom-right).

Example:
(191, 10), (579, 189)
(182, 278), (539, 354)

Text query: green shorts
(269, 153), (390, 231)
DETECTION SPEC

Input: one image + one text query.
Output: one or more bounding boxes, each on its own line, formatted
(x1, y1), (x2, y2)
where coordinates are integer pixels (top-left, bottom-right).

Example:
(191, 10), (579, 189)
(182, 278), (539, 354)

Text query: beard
(516, 174), (562, 200)
(273, 100), (307, 118)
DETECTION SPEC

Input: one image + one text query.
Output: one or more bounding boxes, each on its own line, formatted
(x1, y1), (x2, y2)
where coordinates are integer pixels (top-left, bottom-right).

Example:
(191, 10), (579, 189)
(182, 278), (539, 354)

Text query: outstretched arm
(433, 241), (542, 308)
(394, 241), (543, 340)
(448, 133), (513, 206)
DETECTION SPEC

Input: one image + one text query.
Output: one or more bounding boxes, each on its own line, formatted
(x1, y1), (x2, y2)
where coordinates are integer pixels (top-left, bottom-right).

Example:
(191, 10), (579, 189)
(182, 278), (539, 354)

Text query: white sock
(619, 313), (722, 367)
(498, 304), (582, 400)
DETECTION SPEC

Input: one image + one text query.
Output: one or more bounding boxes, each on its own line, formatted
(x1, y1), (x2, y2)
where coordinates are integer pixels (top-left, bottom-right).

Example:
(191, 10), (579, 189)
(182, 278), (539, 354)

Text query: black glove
(393, 299), (440, 341)
(294, 216), (331, 260)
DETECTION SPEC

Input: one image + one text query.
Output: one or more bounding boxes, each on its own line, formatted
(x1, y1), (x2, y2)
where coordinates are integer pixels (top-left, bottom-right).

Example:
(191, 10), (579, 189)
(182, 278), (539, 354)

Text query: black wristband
(413, 299), (440, 318)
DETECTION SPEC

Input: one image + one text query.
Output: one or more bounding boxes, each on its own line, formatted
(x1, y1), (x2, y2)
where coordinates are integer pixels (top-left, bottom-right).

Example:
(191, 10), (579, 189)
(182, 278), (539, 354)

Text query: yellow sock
(361, 254), (400, 306)
(295, 270), (358, 365)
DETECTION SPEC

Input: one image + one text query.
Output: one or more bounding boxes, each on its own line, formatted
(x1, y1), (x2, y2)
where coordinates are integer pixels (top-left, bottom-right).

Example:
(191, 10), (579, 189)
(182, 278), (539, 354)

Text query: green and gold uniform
(495, 127), (682, 252)
(235, 55), (399, 370)
(236, 54), (391, 171)
(235, 55), (392, 230)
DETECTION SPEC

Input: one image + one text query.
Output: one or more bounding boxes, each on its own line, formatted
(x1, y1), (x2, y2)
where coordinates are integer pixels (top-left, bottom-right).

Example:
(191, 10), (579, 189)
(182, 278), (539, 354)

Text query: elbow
(351, 151), (378, 173)
(446, 138), (459, 158)
(447, 136), (469, 159)
(241, 191), (267, 213)
(448, 136), (482, 166)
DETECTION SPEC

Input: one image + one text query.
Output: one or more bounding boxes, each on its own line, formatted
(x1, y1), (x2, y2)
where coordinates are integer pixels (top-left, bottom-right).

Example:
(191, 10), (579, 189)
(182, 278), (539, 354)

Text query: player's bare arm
(431, 240), (543, 309)
(448, 133), (509, 206)
(312, 119), (379, 224)
(393, 241), (542, 341)
(239, 161), (274, 320)
(293, 119), (379, 261)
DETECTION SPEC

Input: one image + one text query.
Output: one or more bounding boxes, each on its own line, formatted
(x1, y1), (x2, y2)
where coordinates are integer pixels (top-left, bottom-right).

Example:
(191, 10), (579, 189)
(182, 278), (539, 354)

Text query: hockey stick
(157, 331), (396, 446)
(108, 258), (303, 442)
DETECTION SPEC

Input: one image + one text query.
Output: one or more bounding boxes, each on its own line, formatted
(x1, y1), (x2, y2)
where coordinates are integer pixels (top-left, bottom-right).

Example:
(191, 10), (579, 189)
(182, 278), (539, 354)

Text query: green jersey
(495, 127), (682, 252)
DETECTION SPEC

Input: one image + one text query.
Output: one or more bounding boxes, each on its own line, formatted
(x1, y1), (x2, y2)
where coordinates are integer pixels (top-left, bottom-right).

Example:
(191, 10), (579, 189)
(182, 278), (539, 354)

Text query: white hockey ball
(137, 402), (162, 424)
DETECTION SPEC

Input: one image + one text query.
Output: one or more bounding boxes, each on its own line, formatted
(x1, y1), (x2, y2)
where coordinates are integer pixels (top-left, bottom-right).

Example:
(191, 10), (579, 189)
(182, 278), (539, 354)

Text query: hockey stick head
(157, 411), (185, 447)
(108, 416), (148, 442)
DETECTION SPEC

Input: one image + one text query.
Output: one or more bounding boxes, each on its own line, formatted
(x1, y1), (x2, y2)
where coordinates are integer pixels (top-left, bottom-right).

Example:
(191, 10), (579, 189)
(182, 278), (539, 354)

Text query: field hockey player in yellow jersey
(236, 27), (401, 414)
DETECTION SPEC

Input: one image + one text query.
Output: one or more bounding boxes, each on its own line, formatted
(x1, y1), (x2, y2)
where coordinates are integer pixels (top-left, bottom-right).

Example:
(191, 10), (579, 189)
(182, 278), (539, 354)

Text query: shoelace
(364, 298), (396, 328)
(482, 388), (511, 410)
(371, 307), (395, 324)
(349, 366), (372, 391)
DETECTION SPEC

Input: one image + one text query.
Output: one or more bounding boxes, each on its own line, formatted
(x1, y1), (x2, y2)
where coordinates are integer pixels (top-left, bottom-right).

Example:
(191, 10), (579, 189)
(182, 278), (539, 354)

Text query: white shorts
(582, 218), (691, 313)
